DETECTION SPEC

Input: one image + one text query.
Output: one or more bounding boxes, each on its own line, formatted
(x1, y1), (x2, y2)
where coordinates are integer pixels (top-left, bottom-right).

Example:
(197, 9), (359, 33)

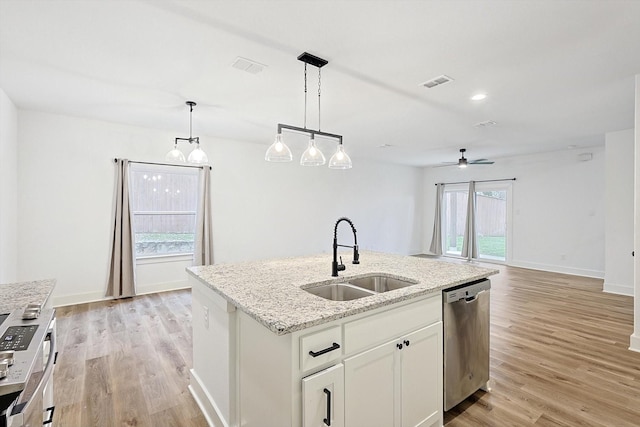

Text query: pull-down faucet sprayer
(332, 217), (359, 277)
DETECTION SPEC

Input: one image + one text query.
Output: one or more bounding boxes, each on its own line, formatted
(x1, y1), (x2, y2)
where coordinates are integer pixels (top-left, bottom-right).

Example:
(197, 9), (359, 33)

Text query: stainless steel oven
(0, 307), (56, 427)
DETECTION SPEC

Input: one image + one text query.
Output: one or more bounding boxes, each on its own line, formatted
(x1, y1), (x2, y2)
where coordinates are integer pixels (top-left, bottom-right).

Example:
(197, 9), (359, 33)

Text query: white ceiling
(1, 0), (639, 167)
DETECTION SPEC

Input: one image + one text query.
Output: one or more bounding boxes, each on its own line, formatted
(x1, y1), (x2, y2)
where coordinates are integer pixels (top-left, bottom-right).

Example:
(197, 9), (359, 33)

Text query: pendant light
(266, 52), (352, 169)
(328, 142), (352, 169)
(166, 101), (209, 164)
(264, 134), (293, 162)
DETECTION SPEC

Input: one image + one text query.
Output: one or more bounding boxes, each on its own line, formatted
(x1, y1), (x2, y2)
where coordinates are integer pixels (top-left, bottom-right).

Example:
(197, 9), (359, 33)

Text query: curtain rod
(114, 158), (211, 170)
(435, 178), (516, 186)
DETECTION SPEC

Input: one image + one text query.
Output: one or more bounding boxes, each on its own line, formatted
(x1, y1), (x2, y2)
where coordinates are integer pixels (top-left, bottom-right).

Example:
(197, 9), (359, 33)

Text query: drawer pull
(323, 388), (331, 426)
(309, 342), (340, 358)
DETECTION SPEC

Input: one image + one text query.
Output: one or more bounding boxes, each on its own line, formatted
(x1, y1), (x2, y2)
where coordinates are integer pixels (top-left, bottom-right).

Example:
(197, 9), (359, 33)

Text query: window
(129, 164), (199, 258)
(442, 183), (510, 262)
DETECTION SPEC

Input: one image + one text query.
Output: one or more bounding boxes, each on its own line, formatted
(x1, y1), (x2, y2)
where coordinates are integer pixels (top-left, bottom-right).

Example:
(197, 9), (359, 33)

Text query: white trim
(602, 282), (634, 296)
(52, 280), (190, 307)
(189, 368), (227, 427)
(508, 260), (604, 279)
(630, 334), (640, 353)
(136, 253), (193, 264)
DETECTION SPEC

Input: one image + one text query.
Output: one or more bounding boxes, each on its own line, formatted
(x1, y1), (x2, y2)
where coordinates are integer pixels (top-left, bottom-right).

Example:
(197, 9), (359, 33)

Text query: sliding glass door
(443, 190), (468, 256)
(475, 190), (507, 261)
(442, 183), (511, 262)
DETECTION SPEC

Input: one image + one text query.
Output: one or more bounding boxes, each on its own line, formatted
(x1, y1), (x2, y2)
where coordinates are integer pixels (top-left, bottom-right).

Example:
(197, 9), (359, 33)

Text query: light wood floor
(445, 265), (640, 426)
(53, 266), (640, 426)
(53, 290), (208, 426)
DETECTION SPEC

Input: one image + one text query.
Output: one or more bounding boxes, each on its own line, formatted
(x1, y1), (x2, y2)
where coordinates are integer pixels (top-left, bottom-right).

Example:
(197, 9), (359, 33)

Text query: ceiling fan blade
(434, 162), (458, 168)
(469, 160), (494, 165)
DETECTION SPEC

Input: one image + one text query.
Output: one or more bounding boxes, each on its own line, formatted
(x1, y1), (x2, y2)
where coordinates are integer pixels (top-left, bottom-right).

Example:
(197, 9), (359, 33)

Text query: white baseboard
(602, 282), (634, 296)
(189, 368), (227, 427)
(52, 280), (190, 307)
(630, 333), (640, 353)
(509, 260), (604, 279)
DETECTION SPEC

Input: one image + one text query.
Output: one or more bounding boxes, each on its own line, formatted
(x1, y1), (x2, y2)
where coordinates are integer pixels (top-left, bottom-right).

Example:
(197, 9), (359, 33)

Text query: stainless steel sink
(347, 275), (417, 292)
(305, 283), (375, 301)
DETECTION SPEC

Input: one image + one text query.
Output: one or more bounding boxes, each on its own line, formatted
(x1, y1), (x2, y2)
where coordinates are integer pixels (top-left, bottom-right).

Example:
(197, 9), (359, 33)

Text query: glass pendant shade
(166, 145), (186, 162)
(328, 144), (352, 169)
(265, 134), (293, 162)
(188, 144), (209, 164)
(300, 137), (326, 166)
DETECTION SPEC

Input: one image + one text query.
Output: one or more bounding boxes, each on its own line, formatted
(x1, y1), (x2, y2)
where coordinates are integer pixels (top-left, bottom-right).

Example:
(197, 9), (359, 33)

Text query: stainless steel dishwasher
(443, 279), (491, 411)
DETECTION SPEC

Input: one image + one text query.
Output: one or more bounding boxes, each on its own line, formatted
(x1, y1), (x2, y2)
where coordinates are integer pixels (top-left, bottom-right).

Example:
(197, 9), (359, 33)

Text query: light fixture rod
(175, 101), (199, 145)
(277, 123), (342, 144)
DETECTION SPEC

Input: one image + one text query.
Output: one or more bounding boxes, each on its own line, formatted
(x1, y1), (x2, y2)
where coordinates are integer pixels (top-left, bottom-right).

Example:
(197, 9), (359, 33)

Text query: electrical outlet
(203, 305), (209, 329)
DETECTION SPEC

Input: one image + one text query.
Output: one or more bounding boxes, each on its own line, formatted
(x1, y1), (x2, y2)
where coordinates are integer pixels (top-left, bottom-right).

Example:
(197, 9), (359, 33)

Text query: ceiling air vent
(420, 75), (454, 89)
(232, 57), (267, 74)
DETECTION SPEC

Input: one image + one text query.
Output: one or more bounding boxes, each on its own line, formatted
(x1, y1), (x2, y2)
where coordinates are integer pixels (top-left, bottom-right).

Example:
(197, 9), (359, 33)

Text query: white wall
(604, 129), (634, 296)
(423, 147), (606, 278)
(0, 88), (18, 283)
(16, 110), (424, 306)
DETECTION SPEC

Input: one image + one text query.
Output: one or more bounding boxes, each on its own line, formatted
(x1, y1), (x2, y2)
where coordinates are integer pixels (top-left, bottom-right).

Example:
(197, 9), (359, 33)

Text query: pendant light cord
(189, 103), (193, 140)
(318, 67), (322, 131)
(304, 63), (307, 129)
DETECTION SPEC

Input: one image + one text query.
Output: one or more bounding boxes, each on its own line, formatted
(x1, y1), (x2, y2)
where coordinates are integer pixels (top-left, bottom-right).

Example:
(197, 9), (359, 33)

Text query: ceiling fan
(438, 148), (494, 168)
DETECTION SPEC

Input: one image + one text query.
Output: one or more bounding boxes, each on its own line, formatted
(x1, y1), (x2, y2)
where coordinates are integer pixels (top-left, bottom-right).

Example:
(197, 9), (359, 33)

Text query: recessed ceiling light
(379, 144), (394, 148)
(471, 93), (487, 101)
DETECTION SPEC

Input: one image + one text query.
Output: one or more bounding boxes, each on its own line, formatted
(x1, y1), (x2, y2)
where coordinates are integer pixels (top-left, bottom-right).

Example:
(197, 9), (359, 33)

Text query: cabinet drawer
(344, 295), (440, 355)
(300, 326), (343, 372)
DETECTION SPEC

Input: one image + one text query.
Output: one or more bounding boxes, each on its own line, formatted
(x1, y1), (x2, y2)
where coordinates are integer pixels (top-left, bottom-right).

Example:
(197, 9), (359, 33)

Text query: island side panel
(190, 275), (237, 426)
(238, 309), (294, 427)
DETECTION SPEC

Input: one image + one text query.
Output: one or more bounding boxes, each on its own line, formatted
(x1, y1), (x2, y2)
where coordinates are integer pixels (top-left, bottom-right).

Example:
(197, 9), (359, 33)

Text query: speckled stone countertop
(187, 251), (498, 335)
(0, 279), (56, 313)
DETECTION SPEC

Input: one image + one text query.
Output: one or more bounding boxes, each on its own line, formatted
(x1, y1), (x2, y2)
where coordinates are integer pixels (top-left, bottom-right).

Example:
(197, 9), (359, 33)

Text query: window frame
(440, 181), (513, 264)
(129, 163), (199, 261)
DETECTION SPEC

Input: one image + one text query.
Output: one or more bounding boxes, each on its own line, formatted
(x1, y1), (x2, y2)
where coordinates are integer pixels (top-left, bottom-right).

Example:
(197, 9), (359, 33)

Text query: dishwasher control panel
(443, 279), (491, 303)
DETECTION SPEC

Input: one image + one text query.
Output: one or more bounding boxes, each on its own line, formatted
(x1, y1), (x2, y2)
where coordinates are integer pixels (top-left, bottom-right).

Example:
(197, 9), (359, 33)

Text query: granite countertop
(187, 251), (498, 335)
(0, 279), (56, 313)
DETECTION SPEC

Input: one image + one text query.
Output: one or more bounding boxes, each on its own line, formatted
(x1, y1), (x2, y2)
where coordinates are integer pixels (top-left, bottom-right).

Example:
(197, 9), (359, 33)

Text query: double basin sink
(304, 275), (418, 301)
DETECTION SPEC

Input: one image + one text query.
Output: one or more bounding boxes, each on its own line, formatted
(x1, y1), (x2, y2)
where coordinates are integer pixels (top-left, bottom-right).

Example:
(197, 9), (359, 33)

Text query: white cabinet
(400, 323), (443, 427)
(302, 364), (345, 427)
(343, 339), (396, 426)
(344, 323), (443, 427)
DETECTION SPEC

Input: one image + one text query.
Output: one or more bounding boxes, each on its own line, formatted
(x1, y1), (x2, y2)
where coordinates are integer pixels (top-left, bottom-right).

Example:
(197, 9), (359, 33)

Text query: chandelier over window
(166, 101), (209, 165)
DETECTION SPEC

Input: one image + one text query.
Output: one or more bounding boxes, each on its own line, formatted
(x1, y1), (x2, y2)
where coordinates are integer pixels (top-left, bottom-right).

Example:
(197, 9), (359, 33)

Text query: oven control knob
(0, 350), (15, 366)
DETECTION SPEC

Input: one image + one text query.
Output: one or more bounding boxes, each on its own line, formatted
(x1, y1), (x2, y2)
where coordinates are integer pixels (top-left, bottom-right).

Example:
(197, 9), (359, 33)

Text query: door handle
(323, 388), (331, 426)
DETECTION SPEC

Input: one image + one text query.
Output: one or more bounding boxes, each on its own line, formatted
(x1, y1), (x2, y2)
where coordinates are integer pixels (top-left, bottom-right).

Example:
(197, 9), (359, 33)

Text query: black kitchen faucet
(332, 217), (360, 276)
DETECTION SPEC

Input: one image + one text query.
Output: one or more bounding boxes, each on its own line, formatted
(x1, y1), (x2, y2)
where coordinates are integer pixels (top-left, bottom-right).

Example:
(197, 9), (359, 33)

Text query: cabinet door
(344, 341), (397, 427)
(302, 364), (344, 427)
(400, 322), (443, 427)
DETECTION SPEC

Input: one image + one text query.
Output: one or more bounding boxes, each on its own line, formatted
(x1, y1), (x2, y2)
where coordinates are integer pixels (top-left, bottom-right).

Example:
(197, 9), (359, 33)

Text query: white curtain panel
(194, 166), (214, 266)
(106, 159), (137, 298)
(461, 181), (478, 260)
(429, 183), (445, 255)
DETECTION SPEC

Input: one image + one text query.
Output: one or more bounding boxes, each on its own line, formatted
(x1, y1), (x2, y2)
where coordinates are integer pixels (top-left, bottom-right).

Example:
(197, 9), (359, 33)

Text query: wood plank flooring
(53, 290), (208, 427)
(445, 265), (640, 426)
(53, 266), (640, 426)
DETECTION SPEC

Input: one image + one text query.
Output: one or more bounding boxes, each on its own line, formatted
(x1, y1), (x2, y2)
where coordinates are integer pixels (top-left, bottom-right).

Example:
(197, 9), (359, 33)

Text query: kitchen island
(187, 252), (497, 427)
